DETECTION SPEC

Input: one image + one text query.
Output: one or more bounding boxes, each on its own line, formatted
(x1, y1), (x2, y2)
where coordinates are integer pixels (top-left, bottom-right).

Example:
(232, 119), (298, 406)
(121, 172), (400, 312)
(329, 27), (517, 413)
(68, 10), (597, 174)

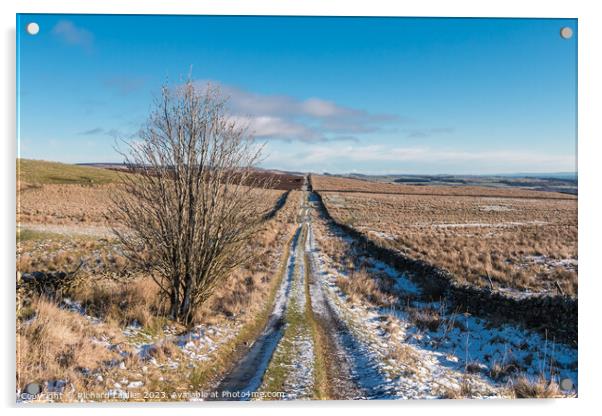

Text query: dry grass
(17, 159), (287, 230)
(16, 184), (303, 400)
(489, 360), (519, 381)
(18, 182), (286, 227)
(386, 343), (420, 378)
(17, 236), (124, 275)
(319, 188), (577, 294)
(71, 278), (162, 328)
(312, 174), (576, 200)
(408, 306), (442, 332)
(336, 268), (396, 307)
(18, 183), (118, 226)
(16, 297), (126, 393)
(509, 376), (561, 398)
(440, 378), (480, 399)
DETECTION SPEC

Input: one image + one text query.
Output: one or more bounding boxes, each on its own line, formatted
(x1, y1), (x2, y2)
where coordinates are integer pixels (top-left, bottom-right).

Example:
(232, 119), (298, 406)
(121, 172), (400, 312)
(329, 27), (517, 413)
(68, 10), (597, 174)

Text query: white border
(2, 1), (601, 415)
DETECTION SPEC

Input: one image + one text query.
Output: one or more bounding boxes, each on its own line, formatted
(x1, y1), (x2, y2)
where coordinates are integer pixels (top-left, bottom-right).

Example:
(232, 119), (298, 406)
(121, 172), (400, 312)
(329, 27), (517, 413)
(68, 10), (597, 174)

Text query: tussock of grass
(489, 360), (519, 381)
(336, 268), (395, 307)
(16, 297), (126, 393)
(408, 306), (442, 332)
(440, 378), (479, 399)
(72, 278), (162, 328)
(509, 376), (561, 398)
(386, 343), (420, 378)
(18, 159), (122, 185)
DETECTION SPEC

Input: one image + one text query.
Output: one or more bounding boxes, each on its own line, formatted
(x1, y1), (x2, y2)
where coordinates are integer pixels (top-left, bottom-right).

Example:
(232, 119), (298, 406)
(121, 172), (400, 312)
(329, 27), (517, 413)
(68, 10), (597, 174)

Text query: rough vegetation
(16, 157), (303, 401)
(16, 161), (577, 402)
(314, 175), (577, 295)
(312, 174), (576, 200)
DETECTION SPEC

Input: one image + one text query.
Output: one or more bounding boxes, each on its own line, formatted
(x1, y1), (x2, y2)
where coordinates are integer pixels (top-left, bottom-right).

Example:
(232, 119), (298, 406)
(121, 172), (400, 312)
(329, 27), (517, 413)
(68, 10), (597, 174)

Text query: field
(16, 161), (577, 402)
(328, 173), (577, 195)
(18, 159), (123, 185)
(313, 175), (577, 295)
(312, 174), (576, 200)
(18, 160), (301, 227)
(17, 160), (304, 398)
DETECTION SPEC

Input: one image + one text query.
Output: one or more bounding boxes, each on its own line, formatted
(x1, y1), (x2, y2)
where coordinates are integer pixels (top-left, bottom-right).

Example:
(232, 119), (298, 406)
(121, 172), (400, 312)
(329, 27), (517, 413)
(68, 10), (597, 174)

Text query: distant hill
(494, 172), (577, 181)
(18, 159), (122, 185)
(324, 171), (577, 196)
(341, 172), (577, 181)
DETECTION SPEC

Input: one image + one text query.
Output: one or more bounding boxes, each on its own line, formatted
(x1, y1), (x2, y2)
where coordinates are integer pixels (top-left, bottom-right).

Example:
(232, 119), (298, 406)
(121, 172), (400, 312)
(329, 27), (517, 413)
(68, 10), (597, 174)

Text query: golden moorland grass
(18, 181), (285, 227)
(16, 296), (129, 394)
(18, 183), (120, 226)
(315, 176), (577, 295)
(17, 159), (288, 226)
(16, 163), (302, 397)
(312, 174), (576, 200)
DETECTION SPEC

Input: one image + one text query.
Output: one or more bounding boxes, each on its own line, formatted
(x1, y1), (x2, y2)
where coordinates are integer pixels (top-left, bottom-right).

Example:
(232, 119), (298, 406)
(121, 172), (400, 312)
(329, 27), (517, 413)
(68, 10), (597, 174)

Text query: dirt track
(211, 188), (578, 400)
(213, 189), (378, 400)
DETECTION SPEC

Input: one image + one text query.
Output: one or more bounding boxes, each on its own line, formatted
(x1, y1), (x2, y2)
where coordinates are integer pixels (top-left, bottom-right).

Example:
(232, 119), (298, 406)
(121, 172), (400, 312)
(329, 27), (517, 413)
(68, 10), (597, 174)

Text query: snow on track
(255, 204), (316, 400)
(213, 226), (302, 400)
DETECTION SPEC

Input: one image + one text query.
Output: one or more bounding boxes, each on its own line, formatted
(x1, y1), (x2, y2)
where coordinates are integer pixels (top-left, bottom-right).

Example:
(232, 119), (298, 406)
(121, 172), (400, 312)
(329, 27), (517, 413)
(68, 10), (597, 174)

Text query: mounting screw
(560, 378), (573, 391)
(26, 22), (40, 35)
(560, 27), (573, 40)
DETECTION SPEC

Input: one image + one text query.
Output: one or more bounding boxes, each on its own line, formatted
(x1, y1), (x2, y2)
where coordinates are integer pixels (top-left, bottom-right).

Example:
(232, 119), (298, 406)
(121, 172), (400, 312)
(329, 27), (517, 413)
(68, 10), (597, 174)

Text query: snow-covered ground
(21, 190), (576, 402)
(307, 199), (578, 398)
(307, 221), (501, 398)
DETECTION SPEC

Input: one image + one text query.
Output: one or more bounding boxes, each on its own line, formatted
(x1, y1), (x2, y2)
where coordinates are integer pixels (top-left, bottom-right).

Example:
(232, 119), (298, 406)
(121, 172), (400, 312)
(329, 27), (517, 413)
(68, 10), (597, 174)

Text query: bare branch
(109, 79), (271, 325)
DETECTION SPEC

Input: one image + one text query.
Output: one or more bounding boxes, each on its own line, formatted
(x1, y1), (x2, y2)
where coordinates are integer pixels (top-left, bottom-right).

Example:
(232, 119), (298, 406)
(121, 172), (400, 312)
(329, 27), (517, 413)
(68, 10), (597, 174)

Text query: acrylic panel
(16, 14), (578, 403)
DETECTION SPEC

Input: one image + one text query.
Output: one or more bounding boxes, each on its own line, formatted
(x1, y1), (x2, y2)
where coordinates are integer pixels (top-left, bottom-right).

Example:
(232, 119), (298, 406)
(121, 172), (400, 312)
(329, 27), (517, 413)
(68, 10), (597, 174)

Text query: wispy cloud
(230, 115), (358, 143)
(80, 99), (105, 116)
(402, 127), (455, 138)
(52, 20), (94, 52)
(103, 76), (147, 95)
(263, 144), (575, 174)
(194, 80), (398, 143)
(297, 145), (573, 164)
(78, 127), (136, 140)
(78, 127), (104, 135)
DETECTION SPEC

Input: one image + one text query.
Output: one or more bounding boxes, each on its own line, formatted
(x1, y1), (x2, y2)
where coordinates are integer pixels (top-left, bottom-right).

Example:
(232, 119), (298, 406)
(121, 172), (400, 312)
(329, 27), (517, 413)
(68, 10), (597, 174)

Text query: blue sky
(17, 15), (577, 174)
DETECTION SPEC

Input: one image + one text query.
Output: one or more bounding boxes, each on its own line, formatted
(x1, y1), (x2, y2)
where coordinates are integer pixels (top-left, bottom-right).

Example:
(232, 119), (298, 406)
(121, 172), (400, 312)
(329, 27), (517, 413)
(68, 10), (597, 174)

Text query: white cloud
(301, 98), (347, 118)
(231, 115), (317, 141)
(52, 20), (94, 51)
(193, 80), (398, 142)
(230, 115), (358, 143)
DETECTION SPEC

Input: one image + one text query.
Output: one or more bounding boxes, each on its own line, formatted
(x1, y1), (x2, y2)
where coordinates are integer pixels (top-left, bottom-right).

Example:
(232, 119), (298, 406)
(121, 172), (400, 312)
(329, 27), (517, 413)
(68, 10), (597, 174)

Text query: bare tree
(110, 80), (271, 325)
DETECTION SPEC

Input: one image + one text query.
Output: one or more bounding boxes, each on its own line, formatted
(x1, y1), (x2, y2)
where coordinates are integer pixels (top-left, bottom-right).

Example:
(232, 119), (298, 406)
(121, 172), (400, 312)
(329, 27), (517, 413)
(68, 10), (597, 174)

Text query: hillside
(17, 159), (122, 185)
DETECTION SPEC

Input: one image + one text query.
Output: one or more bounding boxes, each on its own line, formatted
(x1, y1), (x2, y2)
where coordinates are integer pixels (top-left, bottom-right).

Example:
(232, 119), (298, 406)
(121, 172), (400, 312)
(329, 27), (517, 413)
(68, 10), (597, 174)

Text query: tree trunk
(179, 273), (194, 325)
